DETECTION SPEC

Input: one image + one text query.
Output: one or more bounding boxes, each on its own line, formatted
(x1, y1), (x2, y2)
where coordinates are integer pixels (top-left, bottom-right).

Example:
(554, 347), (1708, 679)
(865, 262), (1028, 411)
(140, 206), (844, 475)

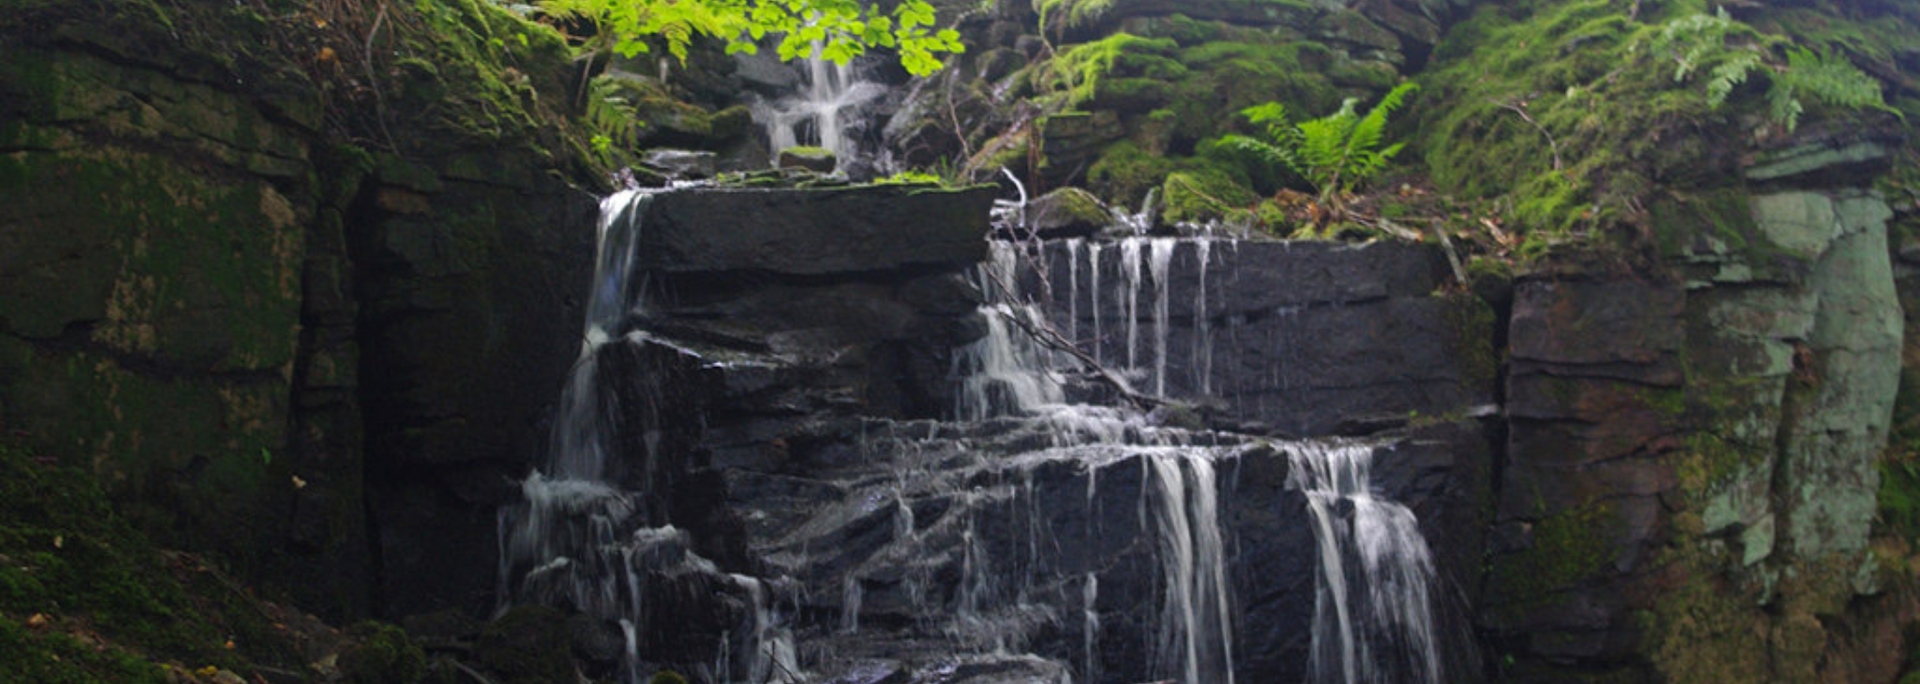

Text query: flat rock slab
(636, 184), (995, 275)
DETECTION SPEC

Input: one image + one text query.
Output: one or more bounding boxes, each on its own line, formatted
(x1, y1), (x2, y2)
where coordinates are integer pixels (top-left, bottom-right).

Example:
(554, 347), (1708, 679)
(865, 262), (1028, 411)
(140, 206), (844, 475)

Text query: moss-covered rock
(476, 606), (575, 684)
(0, 441), (317, 681)
(777, 145), (839, 172)
(339, 622), (427, 684)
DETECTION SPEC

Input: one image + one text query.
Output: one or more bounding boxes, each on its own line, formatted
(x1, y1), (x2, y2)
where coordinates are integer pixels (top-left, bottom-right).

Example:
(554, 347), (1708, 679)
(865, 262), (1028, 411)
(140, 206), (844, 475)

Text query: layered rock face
(1002, 239), (1497, 435)
(1483, 140), (1909, 683)
(0, 0), (596, 618)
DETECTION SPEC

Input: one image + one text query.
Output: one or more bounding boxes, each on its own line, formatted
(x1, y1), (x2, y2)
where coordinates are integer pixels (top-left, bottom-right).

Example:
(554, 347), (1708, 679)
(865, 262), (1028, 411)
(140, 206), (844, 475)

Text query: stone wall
(0, 0), (598, 619)
(1483, 137), (1910, 684)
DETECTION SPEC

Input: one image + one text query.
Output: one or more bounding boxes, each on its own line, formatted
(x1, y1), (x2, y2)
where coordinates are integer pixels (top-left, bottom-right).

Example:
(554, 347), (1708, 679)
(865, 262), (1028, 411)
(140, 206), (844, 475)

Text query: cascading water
(497, 180), (1460, 684)
(981, 230), (1459, 684)
(1288, 441), (1444, 684)
(752, 53), (887, 169)
(497, 190), (796, 684)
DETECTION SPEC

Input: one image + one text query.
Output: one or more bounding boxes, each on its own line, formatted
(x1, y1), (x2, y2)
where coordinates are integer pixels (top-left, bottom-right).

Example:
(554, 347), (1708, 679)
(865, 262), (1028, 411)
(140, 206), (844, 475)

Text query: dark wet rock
(643, 149), (719, 179)
(733, 51), (803, 93)
(636, 185), (995, 275)
(1008, 239), (1494, 436)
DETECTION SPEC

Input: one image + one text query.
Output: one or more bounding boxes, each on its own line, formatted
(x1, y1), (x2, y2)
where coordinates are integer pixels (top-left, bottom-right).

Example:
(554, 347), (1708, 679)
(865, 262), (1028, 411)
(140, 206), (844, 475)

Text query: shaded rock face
(1000, 239), (1497, 436)
(0, 2), (599, 620)
(1484, 143), (1905, 682)
(0, 38), (363, 617)
(350, 152), (597, 617)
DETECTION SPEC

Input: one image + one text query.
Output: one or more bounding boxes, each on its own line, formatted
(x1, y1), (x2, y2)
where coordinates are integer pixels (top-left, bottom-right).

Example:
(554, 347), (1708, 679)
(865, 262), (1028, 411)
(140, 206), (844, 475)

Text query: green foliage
(535, 0), (963, 76)
(874, 170), (945, 185)
(1647, 9), (1895, 132)
(1220, 82), (1417, 203)
(584, 75), (646, 157)
(1419, 0), (1904, 242)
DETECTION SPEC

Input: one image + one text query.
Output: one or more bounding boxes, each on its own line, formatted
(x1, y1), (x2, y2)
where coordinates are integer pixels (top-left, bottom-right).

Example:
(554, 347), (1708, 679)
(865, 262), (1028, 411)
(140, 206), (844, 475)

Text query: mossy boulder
(1161, 167), (1260, 224)
(777, 145), (839, 173)
(1024, 186), (1112, 237)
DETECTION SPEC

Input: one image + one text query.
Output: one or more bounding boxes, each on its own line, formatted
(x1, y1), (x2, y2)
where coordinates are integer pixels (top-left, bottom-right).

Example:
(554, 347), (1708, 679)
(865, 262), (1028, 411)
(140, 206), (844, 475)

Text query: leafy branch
(535, 0), (963, 77)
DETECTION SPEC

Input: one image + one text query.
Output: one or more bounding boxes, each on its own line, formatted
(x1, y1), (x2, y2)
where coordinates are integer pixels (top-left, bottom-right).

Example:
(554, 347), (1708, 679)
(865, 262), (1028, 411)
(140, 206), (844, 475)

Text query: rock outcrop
(1483, 137), (1909, 683)
(0, 0), (599, 619)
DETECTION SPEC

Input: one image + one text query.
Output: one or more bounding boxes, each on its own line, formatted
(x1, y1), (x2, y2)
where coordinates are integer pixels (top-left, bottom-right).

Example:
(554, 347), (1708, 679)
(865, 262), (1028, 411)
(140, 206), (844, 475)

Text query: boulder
(777, 146), (839, 173)
(1016, 186), (1111, 239)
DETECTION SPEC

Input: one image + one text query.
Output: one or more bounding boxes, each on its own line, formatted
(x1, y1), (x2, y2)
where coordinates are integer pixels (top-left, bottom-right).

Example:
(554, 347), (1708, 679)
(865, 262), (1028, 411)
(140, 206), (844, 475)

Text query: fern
(1219, 82), (1417, 205)
(585, 76), (645, 156)
(1650, 8), (1743, 82)
(1704, 51), (1760, 108)
(1652, 11), (1897, 132)
(1775, 46), (1897, 131)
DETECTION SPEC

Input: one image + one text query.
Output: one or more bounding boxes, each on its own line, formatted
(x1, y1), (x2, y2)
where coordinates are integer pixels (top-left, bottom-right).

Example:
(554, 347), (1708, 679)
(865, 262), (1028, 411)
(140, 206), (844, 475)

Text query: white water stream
(752, 53), (886, 169)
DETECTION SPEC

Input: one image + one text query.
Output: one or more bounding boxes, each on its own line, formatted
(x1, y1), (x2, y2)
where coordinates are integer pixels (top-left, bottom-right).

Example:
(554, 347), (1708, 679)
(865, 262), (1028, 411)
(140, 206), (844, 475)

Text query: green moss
(0, 618), (169, 684)
(1418, 0), (1734, 237)
(476, 606), (574, 684)
(1161, 168), (1259, 224)
(782, 145), (834, 159)
(0, 441), (301, 677)
(1442, 292), (1499, 392)
(649, 671), (691, 684)
(1039, 33), (1184, 111)
(1490, 499), (1616, 611)
(340, 622), (427, 684)
(1088, 140), (1180, 209)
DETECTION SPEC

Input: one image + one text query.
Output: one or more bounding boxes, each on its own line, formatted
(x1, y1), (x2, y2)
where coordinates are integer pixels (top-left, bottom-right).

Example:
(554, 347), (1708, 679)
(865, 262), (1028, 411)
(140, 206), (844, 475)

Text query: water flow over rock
(1289, 442), (1443, 684)
(751, 53), (887, 170)
(498, 190), (795, 684)
(496, 184), (1469, 684)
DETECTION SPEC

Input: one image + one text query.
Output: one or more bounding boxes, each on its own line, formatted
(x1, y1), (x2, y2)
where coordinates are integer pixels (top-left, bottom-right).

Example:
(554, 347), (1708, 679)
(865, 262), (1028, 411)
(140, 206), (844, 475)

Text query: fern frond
(1346, 82), (1417, 172)
(1767, 81), (1805, 132)
(1705, 52), (1761, 108)
(1781, 46), (1888, 112)
(1218, 134), (1299, 173)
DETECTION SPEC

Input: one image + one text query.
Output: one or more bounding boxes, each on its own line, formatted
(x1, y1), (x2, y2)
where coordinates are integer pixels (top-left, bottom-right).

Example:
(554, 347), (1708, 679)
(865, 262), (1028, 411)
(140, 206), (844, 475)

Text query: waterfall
(752, 53), (887, 169)
(1288, 441), (1443, 684)
(498, 191), (793, 684)
(975, 233), (1456, 684)
(502, 184), (1457, 684)
(1148, 238), (1175, 397)
(957, 245), (1240, 684)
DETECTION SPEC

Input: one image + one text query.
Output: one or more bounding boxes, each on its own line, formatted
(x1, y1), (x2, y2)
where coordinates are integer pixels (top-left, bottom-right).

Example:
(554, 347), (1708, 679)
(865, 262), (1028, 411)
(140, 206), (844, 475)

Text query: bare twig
(1494, 97), (1562, 173)
(363, 0), (398, 150)
(945, 70), (975, 163)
